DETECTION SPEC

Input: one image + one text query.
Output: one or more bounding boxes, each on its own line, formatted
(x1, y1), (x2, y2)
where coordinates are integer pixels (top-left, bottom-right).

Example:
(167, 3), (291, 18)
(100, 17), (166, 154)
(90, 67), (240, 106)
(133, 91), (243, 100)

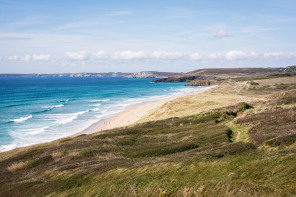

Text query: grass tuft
(7, 161), (28, 173)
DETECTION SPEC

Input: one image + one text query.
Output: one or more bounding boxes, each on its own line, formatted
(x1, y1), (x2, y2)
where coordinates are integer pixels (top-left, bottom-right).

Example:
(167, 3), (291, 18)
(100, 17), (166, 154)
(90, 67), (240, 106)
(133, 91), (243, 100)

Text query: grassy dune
(0, 76), (296, 196)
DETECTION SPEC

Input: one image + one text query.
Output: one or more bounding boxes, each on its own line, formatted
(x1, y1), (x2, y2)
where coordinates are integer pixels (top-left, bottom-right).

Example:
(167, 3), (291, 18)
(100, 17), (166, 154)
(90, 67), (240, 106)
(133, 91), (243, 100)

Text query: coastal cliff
(0, 71), (181, 79)
(152, 67), (296, 86)
(152, 75), (213, 83)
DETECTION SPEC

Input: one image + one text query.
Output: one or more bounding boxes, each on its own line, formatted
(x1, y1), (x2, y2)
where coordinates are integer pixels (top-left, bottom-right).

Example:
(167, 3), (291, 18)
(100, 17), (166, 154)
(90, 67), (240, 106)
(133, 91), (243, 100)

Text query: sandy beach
(91, 86), (214, 134)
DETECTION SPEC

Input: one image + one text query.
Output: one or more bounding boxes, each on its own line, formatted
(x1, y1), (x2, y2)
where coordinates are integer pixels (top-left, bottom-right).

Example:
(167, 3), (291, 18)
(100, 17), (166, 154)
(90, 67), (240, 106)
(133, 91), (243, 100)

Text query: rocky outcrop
(152, 75), (213, 82)
(279, 66), (296, 72)
(185, 80), (211, 86)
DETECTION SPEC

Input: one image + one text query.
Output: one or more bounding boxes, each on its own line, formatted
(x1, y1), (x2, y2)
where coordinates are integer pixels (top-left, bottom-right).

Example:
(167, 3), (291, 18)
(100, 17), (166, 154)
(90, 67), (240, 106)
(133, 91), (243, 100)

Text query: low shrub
(265, 134), (296, 146)
(60, 138), (73, 143)
(225, 129), (233, 142)
(129, 143), (199, 158)
(207, 142), (256, 158)
(61, 176), (84, 190)
(27, 155), (53, 168)
(80, 149), (111, 157)
(239, 102), (252, 110)
(116, 137), (136, 146)
(250, 81), (259, 85)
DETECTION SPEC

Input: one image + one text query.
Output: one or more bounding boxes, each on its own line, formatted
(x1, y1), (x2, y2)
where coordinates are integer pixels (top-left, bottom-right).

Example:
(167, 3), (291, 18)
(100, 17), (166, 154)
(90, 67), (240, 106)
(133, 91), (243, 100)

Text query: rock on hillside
(152, 75), (215, 83)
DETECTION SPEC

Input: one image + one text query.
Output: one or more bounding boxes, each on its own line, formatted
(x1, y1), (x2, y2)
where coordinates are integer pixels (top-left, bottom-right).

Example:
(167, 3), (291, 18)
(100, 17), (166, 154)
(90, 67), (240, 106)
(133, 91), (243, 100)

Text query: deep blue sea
(0, 77), (205, 152)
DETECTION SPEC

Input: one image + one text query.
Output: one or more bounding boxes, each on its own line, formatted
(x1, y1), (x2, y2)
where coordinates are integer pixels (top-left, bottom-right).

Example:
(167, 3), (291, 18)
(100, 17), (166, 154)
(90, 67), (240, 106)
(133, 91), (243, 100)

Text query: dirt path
(236, 131), (241, 142)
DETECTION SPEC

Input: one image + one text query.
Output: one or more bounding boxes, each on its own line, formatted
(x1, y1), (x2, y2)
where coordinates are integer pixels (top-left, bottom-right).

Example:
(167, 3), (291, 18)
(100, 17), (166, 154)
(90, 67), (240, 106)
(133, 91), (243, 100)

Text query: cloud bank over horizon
(0, 0), (296, 73)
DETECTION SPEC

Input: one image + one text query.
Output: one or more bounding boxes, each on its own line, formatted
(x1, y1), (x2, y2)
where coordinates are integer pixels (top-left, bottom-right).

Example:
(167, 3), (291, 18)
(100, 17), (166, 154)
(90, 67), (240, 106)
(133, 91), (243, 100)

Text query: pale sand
(91, 87), (214, 134)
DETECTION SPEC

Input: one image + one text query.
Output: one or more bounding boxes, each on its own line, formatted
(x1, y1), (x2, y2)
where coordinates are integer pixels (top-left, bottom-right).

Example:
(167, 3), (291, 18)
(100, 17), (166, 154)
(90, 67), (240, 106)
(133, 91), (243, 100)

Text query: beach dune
(91, 97), (176, 133)
(91, 87), (214, 133)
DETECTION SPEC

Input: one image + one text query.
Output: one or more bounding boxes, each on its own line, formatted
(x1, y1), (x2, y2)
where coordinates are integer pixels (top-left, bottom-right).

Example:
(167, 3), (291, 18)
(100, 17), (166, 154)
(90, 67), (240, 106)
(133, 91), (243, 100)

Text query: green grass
(0, 88), (296, 196)
(227, 122), (249, 142)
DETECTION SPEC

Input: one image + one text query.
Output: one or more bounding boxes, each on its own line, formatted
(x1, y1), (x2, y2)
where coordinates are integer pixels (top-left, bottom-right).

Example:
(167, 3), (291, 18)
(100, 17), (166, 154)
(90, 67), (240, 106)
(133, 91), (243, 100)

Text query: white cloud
(151, 51), (183, 59)
(7, 54), (51, 62)
(264, 52), (284, 57)
(214, 29), (231, 38)
(190, 52), (201, 60)
(263, 52), (296, 58)
(208, 53), (223, 59)
(92, 51), (108, 59)
(8, 55), (20, 61)
(32, 54), (51, 61)
(65, 51), (88, 60)
(22, 55), (31, 61)
(112, 51), (147, 60)
(208, 51), (257, 60)
(224, 50), (256, 60)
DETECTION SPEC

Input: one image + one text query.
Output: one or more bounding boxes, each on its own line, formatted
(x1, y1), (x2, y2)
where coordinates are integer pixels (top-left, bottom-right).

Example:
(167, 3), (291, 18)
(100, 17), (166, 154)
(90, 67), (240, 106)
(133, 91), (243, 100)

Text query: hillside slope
(153, 67), (294, 85)
(0, 75), (296, 196)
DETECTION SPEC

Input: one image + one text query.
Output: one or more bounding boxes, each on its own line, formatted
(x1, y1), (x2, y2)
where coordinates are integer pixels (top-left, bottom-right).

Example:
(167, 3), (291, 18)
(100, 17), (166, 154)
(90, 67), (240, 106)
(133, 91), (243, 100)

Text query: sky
(0, 0), (296, 73)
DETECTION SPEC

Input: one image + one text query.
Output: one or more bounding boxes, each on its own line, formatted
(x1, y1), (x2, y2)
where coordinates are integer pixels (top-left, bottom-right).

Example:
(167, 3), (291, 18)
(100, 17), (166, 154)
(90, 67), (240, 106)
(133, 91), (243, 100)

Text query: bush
(129, 143), (199, 158)
(265, 134), (296, 146)
(62, 176), (83, 190)
(27, 155), (53, 168)
(207, 142), (256, 158)
(239, 102), (252, 110)
(116, 137), (136, 146)
(225, 129), (233, 142)
(250, 81), (259, 85)
(80, 149), (111, 157)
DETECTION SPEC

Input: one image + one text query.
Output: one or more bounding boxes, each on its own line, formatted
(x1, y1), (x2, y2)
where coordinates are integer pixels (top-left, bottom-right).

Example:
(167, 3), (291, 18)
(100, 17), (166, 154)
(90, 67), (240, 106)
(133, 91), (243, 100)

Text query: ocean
(0, 77), (205, 152)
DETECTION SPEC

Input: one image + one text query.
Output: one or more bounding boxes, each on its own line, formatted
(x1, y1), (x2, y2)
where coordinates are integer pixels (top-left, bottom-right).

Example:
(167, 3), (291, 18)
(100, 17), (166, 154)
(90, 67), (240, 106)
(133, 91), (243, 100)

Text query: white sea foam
(59, 99), (69, 102)
(89, 103), (101, 107)
(54, 110), (88, 124)
(0, 143), (18, 152)
(26, 126), (49, 135)
(91, 108), (100, 112)
(89, 99), (110, 102)
(11, 115), (32, 123)
(43, 104), (64, 109)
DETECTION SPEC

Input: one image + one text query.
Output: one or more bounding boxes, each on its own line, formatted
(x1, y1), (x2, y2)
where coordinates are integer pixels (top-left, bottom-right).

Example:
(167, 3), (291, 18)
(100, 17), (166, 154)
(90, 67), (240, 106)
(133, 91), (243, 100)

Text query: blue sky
(0, 0), (296, 73)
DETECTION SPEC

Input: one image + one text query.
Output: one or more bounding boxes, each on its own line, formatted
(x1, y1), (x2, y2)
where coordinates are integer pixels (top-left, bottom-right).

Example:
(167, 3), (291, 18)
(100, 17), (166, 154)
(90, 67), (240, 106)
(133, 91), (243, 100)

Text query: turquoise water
(0, 77), (204, 152)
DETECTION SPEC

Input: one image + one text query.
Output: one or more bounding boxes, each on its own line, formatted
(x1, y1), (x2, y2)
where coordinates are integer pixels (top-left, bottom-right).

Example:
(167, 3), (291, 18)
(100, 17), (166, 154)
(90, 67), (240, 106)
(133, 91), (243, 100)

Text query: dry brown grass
(253, 76), (296, 86)
(51, 151), (63, 159)
(138, 83), (262, 123)
(67, 151), (80, 159)
(7, 161), (28, 173)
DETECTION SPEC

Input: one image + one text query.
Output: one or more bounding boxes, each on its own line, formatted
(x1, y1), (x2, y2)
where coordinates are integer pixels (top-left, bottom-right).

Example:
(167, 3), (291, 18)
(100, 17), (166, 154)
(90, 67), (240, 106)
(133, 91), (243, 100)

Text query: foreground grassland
(0, 76), (296, 196)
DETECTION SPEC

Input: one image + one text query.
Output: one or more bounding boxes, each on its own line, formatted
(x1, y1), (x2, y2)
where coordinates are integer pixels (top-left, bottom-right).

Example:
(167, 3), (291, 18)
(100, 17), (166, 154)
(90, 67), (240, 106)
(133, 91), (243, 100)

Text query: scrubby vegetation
(1, 75), (296, 196)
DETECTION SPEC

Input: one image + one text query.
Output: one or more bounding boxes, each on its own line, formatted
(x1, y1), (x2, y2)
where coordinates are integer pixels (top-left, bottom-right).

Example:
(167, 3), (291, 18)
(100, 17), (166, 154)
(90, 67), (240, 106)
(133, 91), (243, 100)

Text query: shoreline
(88, 86), (215, 135)
(0, 85), (214, 153)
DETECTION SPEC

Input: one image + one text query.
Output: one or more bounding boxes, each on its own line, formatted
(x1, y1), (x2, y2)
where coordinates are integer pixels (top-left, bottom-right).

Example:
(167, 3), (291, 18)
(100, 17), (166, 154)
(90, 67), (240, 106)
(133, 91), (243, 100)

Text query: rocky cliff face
(152, 75), (214, 82)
